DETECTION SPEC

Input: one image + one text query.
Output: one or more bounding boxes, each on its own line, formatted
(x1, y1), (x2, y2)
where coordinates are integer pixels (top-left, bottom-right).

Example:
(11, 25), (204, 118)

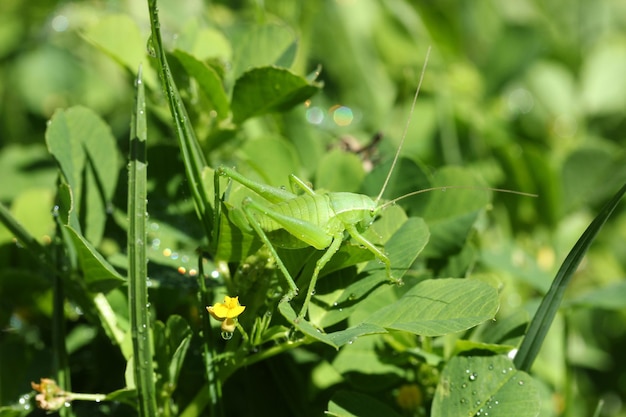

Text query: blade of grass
(146, 0), (214, 241)
(147, 3), (223, 415)
(128, 65), (158, 416)
(514, 182), (626, 372)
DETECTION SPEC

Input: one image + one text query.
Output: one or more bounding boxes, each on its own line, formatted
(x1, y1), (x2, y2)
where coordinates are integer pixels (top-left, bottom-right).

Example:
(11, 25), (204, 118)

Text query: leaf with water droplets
(432, 356), (540, 417)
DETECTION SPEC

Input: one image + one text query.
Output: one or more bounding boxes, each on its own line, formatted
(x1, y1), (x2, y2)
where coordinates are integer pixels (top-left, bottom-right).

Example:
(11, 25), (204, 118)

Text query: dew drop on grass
(469, 372), (477, 381)
(146, 37), (156, 57)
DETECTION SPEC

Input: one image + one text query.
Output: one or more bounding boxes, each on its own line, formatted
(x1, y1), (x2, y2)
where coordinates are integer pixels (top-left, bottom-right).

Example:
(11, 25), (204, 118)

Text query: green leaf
(310, 215), (428, 328)
(279, 302), (385, 349)
(364, 278), (499, 336)
(172, 50), (229, 120)
(420, 166), (491, 257)
(231, 24), (298, 78)
(581, 40), (626, 115)
(561, 147), (625, 212)
(240, 137), (301, 188)
(316, 149), (366, 193)
(432, 356), (540, 417)
(231, 67), (320, 124)
(327, 390), (403, 417)
(64, 225), (126, 293)
(45, 106), (119, 245)
(83, 14), (144, 74)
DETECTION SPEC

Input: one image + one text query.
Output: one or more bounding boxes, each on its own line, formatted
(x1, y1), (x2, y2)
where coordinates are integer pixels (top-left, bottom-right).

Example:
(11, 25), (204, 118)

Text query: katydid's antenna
(376, 45), (432, 204)
(378, 186), (538, 212)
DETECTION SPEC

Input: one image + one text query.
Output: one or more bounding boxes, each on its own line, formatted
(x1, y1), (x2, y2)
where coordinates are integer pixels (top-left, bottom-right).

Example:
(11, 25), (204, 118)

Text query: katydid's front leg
(299, 231), (344, 320)
(240, 198), (300, 302)
(345, 224), (398, 285)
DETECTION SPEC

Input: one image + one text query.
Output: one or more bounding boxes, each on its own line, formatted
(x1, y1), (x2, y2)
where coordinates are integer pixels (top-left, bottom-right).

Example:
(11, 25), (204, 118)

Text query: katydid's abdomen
(247, 191), (376, 250)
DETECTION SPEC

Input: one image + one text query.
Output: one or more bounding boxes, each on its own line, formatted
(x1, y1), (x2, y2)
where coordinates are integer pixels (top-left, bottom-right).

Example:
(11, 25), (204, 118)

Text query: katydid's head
(328, 192), (377, 229)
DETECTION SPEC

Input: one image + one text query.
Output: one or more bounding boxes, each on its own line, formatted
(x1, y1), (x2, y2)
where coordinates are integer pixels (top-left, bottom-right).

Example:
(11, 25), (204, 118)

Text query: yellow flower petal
(206, 296), (245, 320)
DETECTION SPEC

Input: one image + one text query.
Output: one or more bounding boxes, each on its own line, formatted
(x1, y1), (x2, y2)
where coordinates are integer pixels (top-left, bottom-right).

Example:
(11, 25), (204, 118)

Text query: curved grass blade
(514, 182), (626, 372)
(128, 65), (158, 416)
(146, 0), (213, 241)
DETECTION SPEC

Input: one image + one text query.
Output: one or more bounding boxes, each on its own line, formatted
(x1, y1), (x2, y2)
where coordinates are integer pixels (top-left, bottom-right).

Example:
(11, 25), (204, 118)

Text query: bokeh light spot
(306, 106), (324, 124)
(332, 105), (354, 126)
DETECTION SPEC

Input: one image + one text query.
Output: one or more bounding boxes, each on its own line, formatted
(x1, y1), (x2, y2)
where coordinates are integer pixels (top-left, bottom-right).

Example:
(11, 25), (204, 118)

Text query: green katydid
(214, 47), (534, 321)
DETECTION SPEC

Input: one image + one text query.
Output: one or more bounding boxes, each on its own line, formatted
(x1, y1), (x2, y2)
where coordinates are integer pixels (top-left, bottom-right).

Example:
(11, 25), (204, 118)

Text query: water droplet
(146, 37), (156, 57)
(221, 331), (233, 340)
(488, 363), (494, 370)
(461, 383), (467, 389)
(310, 290), (316, 296)
(51, 205), (60, 217)
(460, 398), (467, 404)
(469, 372), (477, 381)
(518, 380), (525, 386)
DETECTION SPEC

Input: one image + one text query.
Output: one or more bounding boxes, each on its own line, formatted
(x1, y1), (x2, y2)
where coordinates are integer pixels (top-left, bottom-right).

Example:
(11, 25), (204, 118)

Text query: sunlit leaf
(231, 67), (320, 124)
(432, 356), (540, 417)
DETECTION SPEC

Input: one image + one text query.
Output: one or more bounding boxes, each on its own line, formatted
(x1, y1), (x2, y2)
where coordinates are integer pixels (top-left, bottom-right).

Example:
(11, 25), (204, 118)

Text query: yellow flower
(207, 296), (245, 334)
(207, 296), (246, 319)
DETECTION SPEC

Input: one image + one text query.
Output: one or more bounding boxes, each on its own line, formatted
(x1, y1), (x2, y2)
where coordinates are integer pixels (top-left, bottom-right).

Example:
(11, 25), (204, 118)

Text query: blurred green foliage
(1, 0), (626, 416)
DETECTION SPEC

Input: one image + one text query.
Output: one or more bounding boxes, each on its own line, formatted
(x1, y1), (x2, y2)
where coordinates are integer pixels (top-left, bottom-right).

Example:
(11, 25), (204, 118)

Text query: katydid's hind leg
(297, 232), (344, 321)
(217, 166), (296, 204)
(241, 200), (299, 302)
(345, 224), (400, 285)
